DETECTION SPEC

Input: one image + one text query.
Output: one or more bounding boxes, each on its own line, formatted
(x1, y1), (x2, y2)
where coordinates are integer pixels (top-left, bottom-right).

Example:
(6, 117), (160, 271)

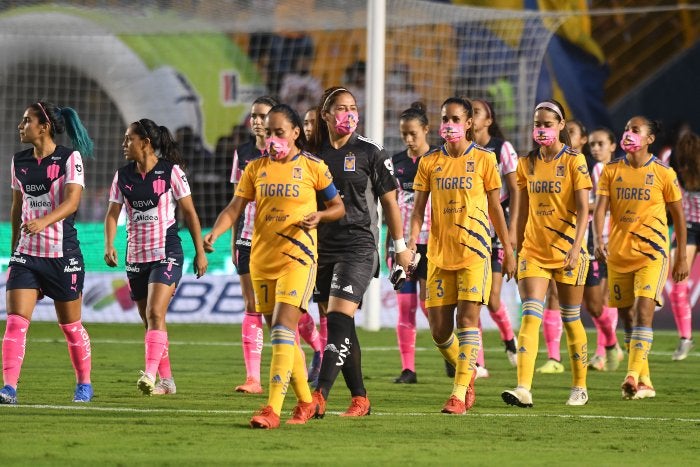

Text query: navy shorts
(126, 254), (183, 301)
(673, 221), (700, 248)
(584, 258), (607, 287)
(491, 246), (505, 274)
(313, 251), (379, 304)
(6, 251), (84, 301)
(235, 240), (252, 276)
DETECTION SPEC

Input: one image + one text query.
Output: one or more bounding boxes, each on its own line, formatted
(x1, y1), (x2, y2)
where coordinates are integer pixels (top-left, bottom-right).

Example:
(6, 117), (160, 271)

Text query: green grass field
(1, 322), (698, 466)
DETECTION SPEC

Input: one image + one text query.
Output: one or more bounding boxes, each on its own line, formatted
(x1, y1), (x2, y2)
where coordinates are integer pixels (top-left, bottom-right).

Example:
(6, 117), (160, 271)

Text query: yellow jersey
(517, 146), (592, 268)
(597, 155), (681, 273)
(413, 143), (501, 270)
(236, 151), (336, 279)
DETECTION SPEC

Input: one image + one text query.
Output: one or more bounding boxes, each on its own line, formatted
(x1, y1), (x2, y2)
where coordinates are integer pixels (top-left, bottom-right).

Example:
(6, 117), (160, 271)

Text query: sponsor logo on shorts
(643, 284), (651, 291)
(469, 286), (478, 293)
(125, 264), (141, 272)
(10, 255), (26, 264)
(63, 265), (83, 273)
(288, 290), (297, 297)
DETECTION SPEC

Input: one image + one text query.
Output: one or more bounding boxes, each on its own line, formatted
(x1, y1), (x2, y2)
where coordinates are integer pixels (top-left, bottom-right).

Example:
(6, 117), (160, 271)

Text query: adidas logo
(572, 353), (580, 360)
(634, 343), (644, 349)
(271, 375), (283, 384)
(458, 352), (467, 361)
(469, 286), (478, 293)
(434, 166), (443, 172)
(325, 344), (339, 354)
(616, 176), (623, 182)
(643, 285), (651, 290)
(342, 285), (354, 294)
(260, 171), (267, 178)
(288, 290), (297, 297)
(518, 346), (527, 353)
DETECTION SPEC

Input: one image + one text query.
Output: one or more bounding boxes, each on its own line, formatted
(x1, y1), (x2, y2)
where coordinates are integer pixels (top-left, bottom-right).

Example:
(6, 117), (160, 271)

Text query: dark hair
(30, 101), (94, 159)
(676, 131), (700, 191)
(252, 95), (279, 108)
(267, 103), (308, 151)
(527, 99), (570, 174)
(631, 116), (662, 138)
(471, 99), (505, 140)
(441, 96), (475, 141)
(568, 119), (591, 158)
(130, 118), (186, 169)
(399, 101), (428, 127)
(590, 126), (616, 145)
(309, 86), (356, 153)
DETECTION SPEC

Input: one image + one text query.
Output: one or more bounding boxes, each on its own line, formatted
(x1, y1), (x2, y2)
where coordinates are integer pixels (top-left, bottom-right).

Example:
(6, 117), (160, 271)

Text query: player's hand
(203, 233), (216, 253)
(21, 218), (48, 235)
(194, 252), (208, 278)
(502, 249), (516, 281)
(672, 256), (689, 283)
(396, 249), (412, 272)
(300, 212), (321, 230)
(563, 247), (580, 271)
(103, 246), (118, 267)
(594, 244), (608, 263)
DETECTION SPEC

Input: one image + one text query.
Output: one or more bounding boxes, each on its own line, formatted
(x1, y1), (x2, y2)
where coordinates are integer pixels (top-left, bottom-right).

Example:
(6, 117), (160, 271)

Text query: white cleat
(672, 338), (694, 361)
(501, 386), (533, 408)
(566, 386), (588, 406)
(475, 366), (490, 379)
(152, 378), (176, 395)
(137, 371), (155, 396)
(633, 383), (656, 400)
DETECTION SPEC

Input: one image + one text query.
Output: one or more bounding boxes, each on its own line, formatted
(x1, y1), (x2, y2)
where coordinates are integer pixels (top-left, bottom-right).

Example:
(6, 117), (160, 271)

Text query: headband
(535, 101), (563, 120)
(473, 99), (492, 119)
(322, 88), (348, 112)
(36, 102), (51, 126)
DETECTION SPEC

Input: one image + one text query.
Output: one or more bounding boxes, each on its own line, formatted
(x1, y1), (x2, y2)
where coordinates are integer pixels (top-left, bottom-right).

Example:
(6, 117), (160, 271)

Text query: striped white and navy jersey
(230, 141), (265, 244)
(392, 148), (432, 244)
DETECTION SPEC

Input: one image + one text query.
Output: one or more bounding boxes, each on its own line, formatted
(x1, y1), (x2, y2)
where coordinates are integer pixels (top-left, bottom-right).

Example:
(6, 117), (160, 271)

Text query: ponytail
(31, 102), (94, 159)
(131, 119), (186, 168)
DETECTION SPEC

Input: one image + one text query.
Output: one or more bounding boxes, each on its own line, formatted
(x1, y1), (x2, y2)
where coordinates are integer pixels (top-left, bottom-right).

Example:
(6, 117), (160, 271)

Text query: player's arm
(408, 190), (429, 252)
(178, 195), (208, 278)
(300, 192), (345, 229)
(487, 188), (515, 280)
(204, 195), (250, 252)
(381, 190), (412, 271)
(514, 187), (529, 254)
(21, 183), (82, 235)
(593, 193), (609, 262)
(230, 182), (240, 266)
(668, 200), (688, 282)
(103, 202), (122, 267)
(504, 171), (519, 251)
(10, 189), (22, 254)
(563, 188), (590, 270)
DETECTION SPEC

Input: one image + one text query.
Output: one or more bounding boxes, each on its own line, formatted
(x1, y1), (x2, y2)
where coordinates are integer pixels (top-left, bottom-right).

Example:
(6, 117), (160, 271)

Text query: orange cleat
(250, 405), (280, 429)
(286, 400), (317, 425)
(312, 390), (326, 419)
(465, 371), (476, 410)
(441, 395), (466, 414)
(340, 395), (371, 417)
(621, 375), (638, 400)
(235, 377), (263, 394)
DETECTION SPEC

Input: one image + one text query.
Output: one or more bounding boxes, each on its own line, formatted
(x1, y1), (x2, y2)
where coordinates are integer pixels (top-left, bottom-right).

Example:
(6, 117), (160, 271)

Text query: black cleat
(394, 369), (418, 384)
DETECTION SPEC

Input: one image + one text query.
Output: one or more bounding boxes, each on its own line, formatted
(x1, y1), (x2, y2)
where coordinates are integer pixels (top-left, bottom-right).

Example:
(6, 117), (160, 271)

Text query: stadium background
(0, 0), (698, 329)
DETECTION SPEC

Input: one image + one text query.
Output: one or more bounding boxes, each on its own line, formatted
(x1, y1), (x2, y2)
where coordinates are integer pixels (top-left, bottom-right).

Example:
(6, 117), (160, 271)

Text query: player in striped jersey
(586, 127), (623, 371)
(230, 96), (276, 394)
(104, 119), (208, 396)
(668, 131), (699, 360)
(1, 102), (94, 405)
(205, 104), (344, 428)
(502, 100), (591, 408)
(410, 97), (515, 414)
(471, 98), (519, 376)
(594, 116), (687, 400)
(388, 102), (436, 384)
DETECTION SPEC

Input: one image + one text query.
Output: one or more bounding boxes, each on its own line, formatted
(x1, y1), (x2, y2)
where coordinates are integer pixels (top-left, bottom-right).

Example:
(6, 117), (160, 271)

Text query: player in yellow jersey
(501, 100), (592, 408)
(204, 104), (345, 428)
(409, 97), (515, 414)
(594, 116), (687, 400)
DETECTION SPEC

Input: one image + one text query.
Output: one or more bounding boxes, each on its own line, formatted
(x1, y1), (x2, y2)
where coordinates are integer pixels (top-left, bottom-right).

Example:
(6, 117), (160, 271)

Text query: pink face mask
(334, 111), (359, 136)
(265, 136), (292, 161)
(620, 131), (642, 153)
(532, 127), (558, 147)
(439, 122), (465, 143)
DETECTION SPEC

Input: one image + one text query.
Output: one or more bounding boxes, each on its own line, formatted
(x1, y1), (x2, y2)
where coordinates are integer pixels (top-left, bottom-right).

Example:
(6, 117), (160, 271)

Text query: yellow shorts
(517, 254), (588, 286)
(607, 259), (668, 309)
(425, 258), (491, 308)
(252, 264), (317, 315)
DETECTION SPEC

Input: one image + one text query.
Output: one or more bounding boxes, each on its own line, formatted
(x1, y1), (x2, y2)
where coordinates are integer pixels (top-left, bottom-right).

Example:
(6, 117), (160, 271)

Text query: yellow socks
(453, 327), (479, 401)
(289, 341), (312, 403)
(268, 325), (296, 415)
(434, 334), (459, 368)
(628, 327), (653, 382)
(516, 299), (544, 390)
(561, 304), (588, 389)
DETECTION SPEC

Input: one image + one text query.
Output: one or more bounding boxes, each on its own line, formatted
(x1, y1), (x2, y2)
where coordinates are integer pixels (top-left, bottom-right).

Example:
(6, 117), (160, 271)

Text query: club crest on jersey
(645, 173), (654, 185)
(47, 163), (60, 181)
(465, 160), (475, 173)
(74, 163), (82, 173)
(344, 155), (356, 172)
(556, 165), (565, 177)
(153, 177), (166, 196)
(293, 166), (303, 180)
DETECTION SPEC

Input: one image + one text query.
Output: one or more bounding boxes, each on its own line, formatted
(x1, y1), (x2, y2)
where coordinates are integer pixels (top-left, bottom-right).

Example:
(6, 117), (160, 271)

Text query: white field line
(1, 404), (699, 423)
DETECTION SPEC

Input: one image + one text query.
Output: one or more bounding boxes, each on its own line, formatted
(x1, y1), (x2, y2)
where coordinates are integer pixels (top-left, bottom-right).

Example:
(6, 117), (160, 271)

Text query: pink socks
(241, 311), (264, 381)
(476, 321), (485, 367)
(319, 314), (328, 351)
(542, 308), (562, 361)
(158, 339), (172, 379)
(298, 312), (323, 352)
(144, 330), (167, 378)
(2, 315), (29, 388)
(59, 320), (92, 384)
(396, 293), (418, 371)
(671, 282), (693, 339)
(490, 303), (515, 341)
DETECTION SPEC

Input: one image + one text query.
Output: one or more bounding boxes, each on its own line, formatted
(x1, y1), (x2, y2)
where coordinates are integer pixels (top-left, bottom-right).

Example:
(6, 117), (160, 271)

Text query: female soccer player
(303, 107), (317, 141)
(410, 97), (515, 414)
(205, 104), (344, 428)
(1, 102), (94, 405)
(471, 98), (519, 377)
(669, 131), (699, 360)
(594, 116), (687, 399)
(502, 99), (591, 408)
(388, 102), (434, 384)
(586, 127), (623, 371)
(308, 86), (413, 418)
(104, 119), (208, 395)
